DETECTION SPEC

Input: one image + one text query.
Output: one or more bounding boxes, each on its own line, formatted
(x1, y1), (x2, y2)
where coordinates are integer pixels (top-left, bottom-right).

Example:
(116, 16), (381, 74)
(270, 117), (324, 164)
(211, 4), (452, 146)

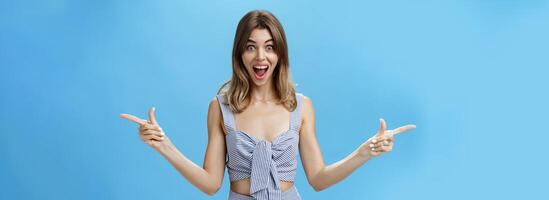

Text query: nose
(256, 48), (266, 61)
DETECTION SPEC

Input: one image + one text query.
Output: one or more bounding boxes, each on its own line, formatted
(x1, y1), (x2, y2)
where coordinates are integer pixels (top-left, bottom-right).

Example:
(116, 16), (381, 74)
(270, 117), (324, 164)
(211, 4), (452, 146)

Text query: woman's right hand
(120, 107), (173, 151)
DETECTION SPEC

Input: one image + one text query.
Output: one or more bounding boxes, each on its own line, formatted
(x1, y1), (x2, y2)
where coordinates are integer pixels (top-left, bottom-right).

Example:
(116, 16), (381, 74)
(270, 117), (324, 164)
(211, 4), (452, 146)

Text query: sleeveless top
(216, 93), (303, 200)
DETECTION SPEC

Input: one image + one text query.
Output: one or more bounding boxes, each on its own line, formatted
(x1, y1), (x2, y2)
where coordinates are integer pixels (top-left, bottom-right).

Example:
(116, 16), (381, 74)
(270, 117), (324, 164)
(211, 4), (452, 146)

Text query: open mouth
(253, 65), (269, 79)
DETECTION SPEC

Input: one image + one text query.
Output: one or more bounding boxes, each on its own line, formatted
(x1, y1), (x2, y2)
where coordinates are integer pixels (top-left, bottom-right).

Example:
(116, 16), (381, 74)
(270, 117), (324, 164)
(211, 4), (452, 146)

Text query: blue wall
(1, 0), (548, 199)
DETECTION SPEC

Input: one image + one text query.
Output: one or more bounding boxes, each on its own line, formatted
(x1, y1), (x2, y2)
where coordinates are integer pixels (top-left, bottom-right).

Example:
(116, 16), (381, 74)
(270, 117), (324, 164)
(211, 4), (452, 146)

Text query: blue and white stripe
(217, 93), (304, 200)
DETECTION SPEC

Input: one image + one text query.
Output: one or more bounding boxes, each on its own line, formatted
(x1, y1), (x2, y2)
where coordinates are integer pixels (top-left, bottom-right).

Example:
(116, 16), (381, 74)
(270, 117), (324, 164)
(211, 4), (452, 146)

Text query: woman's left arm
(299, 96), (416, 192)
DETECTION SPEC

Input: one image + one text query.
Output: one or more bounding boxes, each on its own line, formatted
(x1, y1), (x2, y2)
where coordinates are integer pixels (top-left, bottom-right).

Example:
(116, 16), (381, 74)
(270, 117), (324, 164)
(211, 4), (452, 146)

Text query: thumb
(148, 107), (158, 124)
(377, 118), (387, 136)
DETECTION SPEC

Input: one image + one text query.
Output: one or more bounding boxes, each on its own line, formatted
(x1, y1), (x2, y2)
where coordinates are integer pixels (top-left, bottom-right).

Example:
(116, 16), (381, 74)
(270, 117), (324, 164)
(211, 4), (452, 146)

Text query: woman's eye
(246, 45), (255, 51)
(266, 45), (274, 51)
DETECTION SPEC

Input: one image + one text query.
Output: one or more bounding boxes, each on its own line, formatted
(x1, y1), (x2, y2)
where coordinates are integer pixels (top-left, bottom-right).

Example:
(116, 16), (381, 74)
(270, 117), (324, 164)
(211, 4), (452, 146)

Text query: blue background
(1, 0), (548, 199)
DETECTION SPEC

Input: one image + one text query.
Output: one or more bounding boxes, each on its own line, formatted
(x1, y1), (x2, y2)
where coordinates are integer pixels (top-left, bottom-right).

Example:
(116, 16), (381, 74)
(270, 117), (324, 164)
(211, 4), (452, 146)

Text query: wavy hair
(218, 10), (296, 113)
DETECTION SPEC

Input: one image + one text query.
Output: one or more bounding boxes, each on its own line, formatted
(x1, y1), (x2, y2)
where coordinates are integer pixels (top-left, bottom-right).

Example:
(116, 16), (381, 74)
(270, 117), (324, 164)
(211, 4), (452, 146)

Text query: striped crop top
(216, 93), (303, 199)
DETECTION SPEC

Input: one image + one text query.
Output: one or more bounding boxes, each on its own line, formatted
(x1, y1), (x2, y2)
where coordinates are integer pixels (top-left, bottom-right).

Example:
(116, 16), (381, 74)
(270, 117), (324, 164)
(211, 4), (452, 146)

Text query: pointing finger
(120, 113), (147, 125)
(391, 124), (416, 136)
(148, 107), (158, 125)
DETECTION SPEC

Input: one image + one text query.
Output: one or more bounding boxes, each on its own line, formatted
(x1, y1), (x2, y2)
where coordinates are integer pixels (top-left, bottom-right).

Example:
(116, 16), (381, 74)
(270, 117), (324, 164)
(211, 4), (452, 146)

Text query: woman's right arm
(157, 98), (227, 196)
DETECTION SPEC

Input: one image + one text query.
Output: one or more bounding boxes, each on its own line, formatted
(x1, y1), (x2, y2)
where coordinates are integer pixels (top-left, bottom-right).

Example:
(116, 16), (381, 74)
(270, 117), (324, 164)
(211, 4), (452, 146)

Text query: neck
(250, 81), (277, 102)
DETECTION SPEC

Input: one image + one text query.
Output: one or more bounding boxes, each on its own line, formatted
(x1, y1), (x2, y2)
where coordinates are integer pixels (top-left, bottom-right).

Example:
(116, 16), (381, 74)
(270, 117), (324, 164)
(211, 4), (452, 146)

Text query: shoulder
(297, 94), (315, 128)
(208, 96), (222, 118)
(299, 94), (315, 118)
(301, 94), (312, 103)
(299, 94), (313, 110)
(208, 96), (228, 135)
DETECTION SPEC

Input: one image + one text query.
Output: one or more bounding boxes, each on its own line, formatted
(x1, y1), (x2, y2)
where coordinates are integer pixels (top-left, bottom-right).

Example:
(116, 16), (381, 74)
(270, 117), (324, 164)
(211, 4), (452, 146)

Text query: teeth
(253, 65), (268, 69)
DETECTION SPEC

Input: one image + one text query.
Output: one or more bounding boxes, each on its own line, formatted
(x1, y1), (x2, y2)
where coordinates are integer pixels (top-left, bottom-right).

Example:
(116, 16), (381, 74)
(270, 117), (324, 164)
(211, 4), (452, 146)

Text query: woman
(120, 10), (416, 200)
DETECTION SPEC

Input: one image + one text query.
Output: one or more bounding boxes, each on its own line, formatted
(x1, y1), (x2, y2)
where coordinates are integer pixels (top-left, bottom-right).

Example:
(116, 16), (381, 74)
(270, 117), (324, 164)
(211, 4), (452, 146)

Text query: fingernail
(372, 139), (377, 143)
(369, 144), (374, 147)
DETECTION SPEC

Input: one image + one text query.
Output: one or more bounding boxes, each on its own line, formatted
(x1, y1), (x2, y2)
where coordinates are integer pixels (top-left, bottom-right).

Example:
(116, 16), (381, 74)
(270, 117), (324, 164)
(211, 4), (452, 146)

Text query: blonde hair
(218, 10), (296, 113)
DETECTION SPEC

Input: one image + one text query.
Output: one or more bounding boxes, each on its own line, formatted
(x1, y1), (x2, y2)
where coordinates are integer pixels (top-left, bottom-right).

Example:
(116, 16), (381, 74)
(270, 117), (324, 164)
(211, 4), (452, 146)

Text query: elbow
(308, 171), (327, 192)
(204, 190), (216, 196)
(311, 183), (326, 192)
(202, 184), (222, 196)
(309, 179), (327, 192)
(203, 188), (219, 196)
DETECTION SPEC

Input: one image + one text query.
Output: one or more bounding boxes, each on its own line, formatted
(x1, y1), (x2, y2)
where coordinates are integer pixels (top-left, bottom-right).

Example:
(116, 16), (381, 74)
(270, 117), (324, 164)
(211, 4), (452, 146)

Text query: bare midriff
(230, 178), (294, 195)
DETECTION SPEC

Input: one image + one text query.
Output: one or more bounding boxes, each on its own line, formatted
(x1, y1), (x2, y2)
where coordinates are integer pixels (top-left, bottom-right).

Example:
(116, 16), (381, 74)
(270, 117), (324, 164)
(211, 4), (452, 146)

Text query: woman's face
(242, 28), (279, 87)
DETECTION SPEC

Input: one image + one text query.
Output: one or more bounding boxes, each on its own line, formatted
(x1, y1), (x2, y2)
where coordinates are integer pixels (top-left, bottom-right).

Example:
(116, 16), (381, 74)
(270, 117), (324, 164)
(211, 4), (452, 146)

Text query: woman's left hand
(358, 118), (416, 158)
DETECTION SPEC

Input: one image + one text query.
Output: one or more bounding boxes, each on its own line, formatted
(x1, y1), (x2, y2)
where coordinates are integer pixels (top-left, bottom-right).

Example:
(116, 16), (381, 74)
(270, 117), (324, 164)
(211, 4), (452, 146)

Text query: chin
(251, 77), (271, 87)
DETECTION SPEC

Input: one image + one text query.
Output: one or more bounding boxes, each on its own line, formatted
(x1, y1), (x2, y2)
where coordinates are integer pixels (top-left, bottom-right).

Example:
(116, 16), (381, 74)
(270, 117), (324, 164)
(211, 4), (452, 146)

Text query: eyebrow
(247, 38), (274, 43)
